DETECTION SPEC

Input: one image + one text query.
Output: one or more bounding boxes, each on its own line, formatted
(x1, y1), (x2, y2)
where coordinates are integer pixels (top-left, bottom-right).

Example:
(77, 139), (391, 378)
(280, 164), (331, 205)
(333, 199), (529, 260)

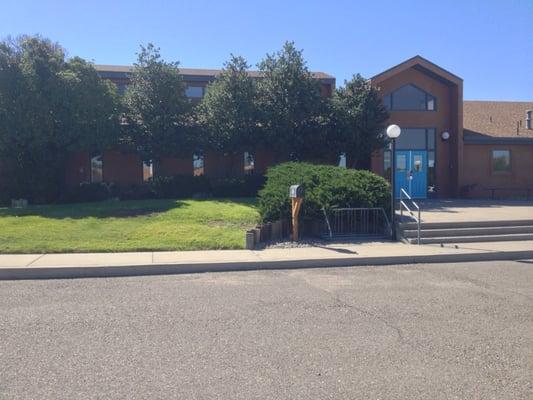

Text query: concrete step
(399, 219), (533, 230)
(407, 233), (533, 245)
(401, 225), (533, 238)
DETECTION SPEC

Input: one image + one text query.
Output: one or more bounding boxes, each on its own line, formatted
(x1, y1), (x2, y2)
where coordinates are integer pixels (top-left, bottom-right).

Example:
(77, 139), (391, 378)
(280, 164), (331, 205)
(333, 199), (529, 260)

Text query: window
(115, 82), (128, 95)
(384, 150), (392, 181)
(193, 153), (204, 176)
(394, 128), (436, 150)
(143, 160), (153, 182)
(428, 151), (436, 191)
(186, 85), (204, 98)
(396, 154), (407, 171)
(413, 155), (422, 172)
(383, 84), (436, 111)
(244, 152), (255, 175)
(427, 128), (436, 150)
(395, 128), (427, 149)
(338, 152), (347, 168)
(91, 155), (103, 183)
(491, 150), (511, 174)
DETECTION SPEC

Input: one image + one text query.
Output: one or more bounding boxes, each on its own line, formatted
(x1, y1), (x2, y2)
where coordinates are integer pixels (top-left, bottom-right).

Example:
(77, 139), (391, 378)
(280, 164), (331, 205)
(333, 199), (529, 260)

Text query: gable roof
(94, 64), (335, 83)
(463, 101), (533, 143)
(371, 55), (462, 86)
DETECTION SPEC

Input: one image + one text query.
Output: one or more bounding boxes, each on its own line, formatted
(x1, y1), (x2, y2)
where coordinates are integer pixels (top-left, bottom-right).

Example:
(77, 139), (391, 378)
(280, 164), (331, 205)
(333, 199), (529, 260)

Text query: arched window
(383, 84), (436, 111)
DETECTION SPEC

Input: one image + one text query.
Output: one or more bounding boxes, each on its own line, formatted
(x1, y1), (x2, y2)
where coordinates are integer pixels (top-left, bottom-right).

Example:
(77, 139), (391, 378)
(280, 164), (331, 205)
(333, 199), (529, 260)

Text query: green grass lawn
(0, 198), (260, 253)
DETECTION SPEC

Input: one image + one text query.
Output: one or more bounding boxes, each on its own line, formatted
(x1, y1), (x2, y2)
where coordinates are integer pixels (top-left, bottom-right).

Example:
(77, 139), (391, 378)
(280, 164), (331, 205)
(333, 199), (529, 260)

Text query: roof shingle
(463, 100), (533, 139)
(94, 64), (335, 81)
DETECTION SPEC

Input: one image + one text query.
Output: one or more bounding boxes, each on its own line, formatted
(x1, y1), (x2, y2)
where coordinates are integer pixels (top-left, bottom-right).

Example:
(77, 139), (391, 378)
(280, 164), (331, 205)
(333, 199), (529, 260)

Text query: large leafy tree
(122, 44), (191, 163)
(256, 41), (327, 161)
(329, 74), (389, 168)
(196, 55), (259, 174)
(0, 35), (119, 202)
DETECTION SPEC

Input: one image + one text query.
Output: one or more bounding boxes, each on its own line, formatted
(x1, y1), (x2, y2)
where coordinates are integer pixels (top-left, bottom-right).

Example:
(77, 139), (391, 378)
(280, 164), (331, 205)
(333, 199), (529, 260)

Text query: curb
(1, 249), (532, 280)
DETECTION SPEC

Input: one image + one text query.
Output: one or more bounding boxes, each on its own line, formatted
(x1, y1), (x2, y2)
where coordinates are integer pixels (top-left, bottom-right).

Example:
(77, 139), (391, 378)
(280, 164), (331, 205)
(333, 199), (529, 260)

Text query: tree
(196, 55), (259, 175)
(0, 35), (120, 202)
(256, 42), (327, 161)
(329, 74), (389, 169)
(122, 44), (191, 163)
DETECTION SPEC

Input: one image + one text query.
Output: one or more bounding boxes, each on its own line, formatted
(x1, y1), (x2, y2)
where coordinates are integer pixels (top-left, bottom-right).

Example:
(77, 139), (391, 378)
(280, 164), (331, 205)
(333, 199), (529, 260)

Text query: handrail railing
(321, 207), (391, 239)
(399, 188), (421, 244)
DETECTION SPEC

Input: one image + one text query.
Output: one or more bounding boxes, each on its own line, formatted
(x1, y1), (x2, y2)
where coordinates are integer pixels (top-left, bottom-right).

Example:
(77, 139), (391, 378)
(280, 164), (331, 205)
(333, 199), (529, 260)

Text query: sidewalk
(1, 240), (533, 280)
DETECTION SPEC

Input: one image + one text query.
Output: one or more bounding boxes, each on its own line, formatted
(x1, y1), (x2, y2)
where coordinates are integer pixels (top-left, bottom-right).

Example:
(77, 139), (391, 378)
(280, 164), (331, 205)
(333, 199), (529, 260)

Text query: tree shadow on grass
(200, 197), (259, 209)
(0, 198), (187, 220)
(0, 197), (258, 220)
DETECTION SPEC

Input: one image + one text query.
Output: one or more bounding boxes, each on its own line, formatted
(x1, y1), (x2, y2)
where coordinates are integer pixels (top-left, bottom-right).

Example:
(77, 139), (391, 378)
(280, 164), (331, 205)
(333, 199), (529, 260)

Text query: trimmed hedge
(258, 162), (390, 222)
(57, 175), (266, 204)
(211, 175), (266, 198)
(150, 175), (265, 199)
(149, 175), (211, 199)
(60, 182), (118, 203)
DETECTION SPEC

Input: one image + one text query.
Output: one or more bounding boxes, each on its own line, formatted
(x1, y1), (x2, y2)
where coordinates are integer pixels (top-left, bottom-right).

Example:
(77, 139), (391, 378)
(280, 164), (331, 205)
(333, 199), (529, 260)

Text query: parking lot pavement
(1, 260), (532, 399)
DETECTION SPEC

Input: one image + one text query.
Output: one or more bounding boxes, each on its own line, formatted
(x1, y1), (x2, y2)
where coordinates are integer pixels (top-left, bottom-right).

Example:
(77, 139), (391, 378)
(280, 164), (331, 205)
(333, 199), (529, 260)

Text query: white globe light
(441, 131), (450, 140)
(386, 124), (401, 139)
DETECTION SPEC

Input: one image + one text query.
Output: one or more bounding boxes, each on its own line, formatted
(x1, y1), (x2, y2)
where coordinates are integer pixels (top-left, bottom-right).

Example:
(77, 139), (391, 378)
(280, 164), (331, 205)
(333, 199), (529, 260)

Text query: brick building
(67, 56), (533, 199)
(370, 56), (532, 199)
(65, 65), (336, 188)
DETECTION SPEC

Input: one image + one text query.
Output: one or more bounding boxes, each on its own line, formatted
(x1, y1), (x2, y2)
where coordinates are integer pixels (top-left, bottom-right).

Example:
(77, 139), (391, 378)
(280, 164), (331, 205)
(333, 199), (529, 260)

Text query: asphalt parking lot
(1, 260), (532, 399)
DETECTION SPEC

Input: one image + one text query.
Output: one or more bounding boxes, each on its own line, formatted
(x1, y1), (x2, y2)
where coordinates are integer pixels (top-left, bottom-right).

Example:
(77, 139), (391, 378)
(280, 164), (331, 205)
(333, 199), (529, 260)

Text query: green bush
(149, 175), (211, 199)
(118, 184), (154, 201)
(149, 174), (265, 199)
(258, 162), (390, 222)
(61, 182), (115, 203)
(211, 175), (266, 198)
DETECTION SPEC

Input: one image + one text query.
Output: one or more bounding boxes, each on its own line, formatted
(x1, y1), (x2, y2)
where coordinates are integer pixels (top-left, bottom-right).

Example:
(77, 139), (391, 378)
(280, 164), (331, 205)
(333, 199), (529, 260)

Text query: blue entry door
(395, 150), (427, 199)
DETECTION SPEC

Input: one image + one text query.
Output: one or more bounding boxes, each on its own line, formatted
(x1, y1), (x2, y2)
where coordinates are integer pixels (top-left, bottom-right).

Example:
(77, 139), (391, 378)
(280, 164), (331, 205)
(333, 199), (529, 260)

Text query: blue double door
(395, 150), (427, 199)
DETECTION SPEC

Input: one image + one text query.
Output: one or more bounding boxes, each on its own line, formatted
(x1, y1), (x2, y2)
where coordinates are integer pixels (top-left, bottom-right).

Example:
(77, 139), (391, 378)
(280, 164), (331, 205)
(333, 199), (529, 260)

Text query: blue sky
(2, 0), (532, 100)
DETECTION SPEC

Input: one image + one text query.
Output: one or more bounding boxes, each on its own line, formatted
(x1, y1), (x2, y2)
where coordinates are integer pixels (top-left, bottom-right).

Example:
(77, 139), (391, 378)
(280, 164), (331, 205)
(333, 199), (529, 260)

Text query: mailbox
(289, 184), (305, 198)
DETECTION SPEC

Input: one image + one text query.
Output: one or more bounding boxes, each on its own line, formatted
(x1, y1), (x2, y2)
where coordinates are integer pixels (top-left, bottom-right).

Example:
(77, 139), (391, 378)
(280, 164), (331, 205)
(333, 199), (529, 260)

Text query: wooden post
(291, 197), (303, 241)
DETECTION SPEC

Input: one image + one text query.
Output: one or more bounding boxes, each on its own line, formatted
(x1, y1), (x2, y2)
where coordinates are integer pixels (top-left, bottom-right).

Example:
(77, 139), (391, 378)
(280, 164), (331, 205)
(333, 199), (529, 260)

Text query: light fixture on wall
(441, 131), (450, 141)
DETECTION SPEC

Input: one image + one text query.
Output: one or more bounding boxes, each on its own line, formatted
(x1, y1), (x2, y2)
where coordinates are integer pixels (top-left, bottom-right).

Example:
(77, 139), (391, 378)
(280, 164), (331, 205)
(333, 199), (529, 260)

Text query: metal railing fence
(321, 207), (391, 239)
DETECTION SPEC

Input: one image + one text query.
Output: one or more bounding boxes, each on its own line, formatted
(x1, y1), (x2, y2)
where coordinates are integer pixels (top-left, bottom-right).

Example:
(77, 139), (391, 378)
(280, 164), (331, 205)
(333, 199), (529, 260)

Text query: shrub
(61, 182), (115, 203)
(258, 162), (390, 222)
(149, 175), (211, 199)
(118, 184), (154, 201)
(211, 175), (266, 198)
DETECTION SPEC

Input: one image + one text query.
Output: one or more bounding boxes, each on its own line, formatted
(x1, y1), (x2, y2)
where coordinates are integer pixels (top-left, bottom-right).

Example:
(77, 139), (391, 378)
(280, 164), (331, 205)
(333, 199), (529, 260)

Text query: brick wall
(65, 152), (91, 186)
(462, 143), (533, 198)
(102, 151), (142, 186)
(371, 66), (461, 197)
(157, 156), (193, 177)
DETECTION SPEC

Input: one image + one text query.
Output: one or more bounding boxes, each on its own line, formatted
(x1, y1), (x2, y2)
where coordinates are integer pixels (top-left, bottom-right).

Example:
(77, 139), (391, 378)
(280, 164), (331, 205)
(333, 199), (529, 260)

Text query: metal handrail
(322, 207), (333, 239)
(321, 207), (392, 239)
(399, 188), (421, 244)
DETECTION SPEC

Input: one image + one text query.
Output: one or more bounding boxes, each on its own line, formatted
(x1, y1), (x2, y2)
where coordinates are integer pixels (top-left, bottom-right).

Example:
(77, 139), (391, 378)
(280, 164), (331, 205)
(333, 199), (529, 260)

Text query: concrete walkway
(414, 199), (533, 223)
(1, 240), (533, 279)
